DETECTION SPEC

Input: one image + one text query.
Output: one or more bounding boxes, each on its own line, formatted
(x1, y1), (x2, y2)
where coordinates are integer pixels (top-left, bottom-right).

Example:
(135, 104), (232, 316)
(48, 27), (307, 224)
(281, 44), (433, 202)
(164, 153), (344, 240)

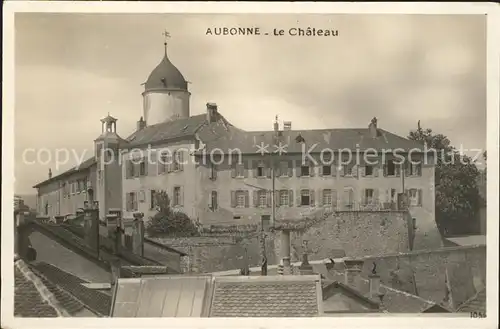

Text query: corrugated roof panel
(111, 276), (214, 317)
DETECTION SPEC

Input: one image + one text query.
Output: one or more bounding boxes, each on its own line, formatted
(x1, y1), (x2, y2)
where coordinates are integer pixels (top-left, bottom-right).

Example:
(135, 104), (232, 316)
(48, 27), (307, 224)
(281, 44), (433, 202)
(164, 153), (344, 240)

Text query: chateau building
(33, 39), (435, 230)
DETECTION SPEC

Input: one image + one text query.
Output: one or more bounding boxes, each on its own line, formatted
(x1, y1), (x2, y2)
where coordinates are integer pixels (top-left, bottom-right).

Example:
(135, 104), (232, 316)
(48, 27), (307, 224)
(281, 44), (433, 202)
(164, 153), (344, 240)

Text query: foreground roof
(111, 275), (322, 317)
(210, 275), (322, 317)
(14, 257), (83, 317)
(456, 288), (486, 313)
(111, 276), (213, 317)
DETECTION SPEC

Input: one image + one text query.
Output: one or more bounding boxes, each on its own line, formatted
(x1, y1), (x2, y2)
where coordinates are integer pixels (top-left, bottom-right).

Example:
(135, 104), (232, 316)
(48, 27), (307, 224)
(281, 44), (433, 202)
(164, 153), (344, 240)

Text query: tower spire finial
(162, 30), (171, 54)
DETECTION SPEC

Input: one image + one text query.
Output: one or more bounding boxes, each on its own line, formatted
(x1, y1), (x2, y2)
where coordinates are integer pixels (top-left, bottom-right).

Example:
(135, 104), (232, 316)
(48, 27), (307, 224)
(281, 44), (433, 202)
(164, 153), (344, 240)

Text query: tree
(408, 123), (481, 236)
(146, 190), (200, 237)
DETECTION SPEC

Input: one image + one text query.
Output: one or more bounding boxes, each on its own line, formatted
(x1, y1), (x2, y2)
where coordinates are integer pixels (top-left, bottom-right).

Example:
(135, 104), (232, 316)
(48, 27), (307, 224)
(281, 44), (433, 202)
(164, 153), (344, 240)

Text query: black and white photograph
(2, 2), (499, 328)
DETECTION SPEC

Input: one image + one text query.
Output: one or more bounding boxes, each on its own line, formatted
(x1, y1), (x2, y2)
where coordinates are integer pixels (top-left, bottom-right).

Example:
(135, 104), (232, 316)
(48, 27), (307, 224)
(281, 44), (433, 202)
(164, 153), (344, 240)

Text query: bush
(145, 190), (200, 237)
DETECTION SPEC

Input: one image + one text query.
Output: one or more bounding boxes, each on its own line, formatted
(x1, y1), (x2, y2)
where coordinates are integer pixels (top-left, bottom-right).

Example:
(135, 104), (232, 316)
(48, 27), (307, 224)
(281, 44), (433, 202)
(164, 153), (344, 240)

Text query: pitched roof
(210, 275), (322, 317)
(126, 114), (208, 148)
(322, 280), (380, 310)
(14, 257), (82, 317)
(111, 276), (213, 317)
(30, 262), (112, 316)
(456, 288), (486, 313)
(197, 124), (425, 155)
(33, 157), (96, 188)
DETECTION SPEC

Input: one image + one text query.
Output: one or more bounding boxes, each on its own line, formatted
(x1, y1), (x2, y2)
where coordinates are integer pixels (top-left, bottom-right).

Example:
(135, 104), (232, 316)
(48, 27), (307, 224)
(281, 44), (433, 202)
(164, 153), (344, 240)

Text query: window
(279, 190), (289, 206)
(364, 189), (374, 205)
(172, 150), (184, 171)
(301, 165), (310, 176)
(300, 190), (310, 206)
(173, 187), (181, 206)
(211, 191), (218, 210)
(257, 162), (265, 177)
(344, 188), (354, 208)
(159, 151), (170, 174)
(279, 161), (289, 176)
(409, 188), (421, 206)
(236, 190), (246, 207)
(139, 160), (147, 176)
(408, 162), (421, 176)
(391, 189), (397, 202)
(126, 192), (137, 212)
(322, 165), (332, 176)
(258, 190), (267, 207)
(234, 163), (244, 177)
(323, 189), (332, 206)
(210, 163), (218, 180)
(365, 165), (374, 176)
(387, 160), (396, 176)
(150, 190), (156, 209)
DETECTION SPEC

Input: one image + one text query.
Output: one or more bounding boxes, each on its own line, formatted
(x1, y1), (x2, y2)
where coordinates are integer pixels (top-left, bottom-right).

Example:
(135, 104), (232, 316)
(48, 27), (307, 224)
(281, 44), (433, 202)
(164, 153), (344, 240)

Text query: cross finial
(162, 30), (171, 49)
(275, 115), (278, 122)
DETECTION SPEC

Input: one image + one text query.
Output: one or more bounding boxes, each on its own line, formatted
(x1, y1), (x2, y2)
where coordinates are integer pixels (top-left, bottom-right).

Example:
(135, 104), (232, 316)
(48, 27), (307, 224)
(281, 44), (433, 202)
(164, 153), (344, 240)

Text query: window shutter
(383, 164), (388, 177)
(231, 191), (236, 208)
(418, 189), (423, 206)
(231, 165), (236, 178)
(405, 189), (409, 200)
(144, 158), (149, 176)
(288, 161), (293, 177)
(318, 190), (324, 206)
(296, 160), (302, 177)
(310, 163), (315, 177)
(179, 187), (184, 206)
(339, 165), (345, 177)
(157, 154), (164, 175)
(253, 161), (259, 178)
(275, 190), (280, 207)
(245, 190), (250, 208)
(208, 191), (213, 210)
(374, 165), (379, 177)
(374, 189), (380, 205)
(179, 151), (184, 171)
(395, 164), (401, 177)
(288, 190), (294, 207)
(296, 191), (302, 207)
(361, 189), (366, 205)
(332, 190), (338, 208)
(404, 160), (410, 177)
(243, 160), (249, 178)
(266, 166), (272, 179)
(126, 160), (131, 178)
(253, 190), (259, 207)
(352, 165), (358, 177)
(416, 163), (422, 176)
(360, 166), (366, 177)
(310, 189), (315, 206)
(267, 191), (272, 208)
(318, 164), (323, 176)
(166, 153), (172, 173)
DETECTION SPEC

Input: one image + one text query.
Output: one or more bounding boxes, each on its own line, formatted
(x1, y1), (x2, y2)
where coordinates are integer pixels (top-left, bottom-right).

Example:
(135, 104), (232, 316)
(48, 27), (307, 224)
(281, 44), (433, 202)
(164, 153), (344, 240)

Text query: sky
(14, 13), (487, 194)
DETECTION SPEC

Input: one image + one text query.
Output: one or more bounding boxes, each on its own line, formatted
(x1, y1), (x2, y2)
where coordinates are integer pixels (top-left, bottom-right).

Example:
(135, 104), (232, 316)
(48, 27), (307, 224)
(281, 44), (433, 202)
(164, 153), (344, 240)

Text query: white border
(2, 2), (499, 329)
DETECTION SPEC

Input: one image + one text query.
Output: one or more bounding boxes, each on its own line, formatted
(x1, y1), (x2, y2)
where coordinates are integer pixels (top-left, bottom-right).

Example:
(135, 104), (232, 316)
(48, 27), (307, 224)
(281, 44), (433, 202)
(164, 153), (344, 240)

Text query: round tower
(142, 36), (190, 125)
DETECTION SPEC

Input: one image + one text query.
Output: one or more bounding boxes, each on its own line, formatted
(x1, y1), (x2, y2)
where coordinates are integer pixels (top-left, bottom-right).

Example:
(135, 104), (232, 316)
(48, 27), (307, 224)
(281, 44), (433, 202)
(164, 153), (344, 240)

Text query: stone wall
(151, 211), (414, 274)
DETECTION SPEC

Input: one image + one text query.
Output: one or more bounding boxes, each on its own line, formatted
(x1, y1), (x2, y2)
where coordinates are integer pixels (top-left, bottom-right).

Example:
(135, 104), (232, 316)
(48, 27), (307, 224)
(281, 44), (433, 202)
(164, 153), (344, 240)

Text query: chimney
(48, 168), (52, 179)
(132, 212), (145, 257)
(109, 258), (121, 290)
(15, 211), (28, 258)
(106, 213), (123, 254)
(206, 102), (218, 123)
(136, 116), (146, 131)
(273, 115), (279, 132)
(280, 229), (291, 275)
(369, 262), (381, 299)
(283, 121), (292, 131)
(344, 259), (364, 286)
(369, 117), (378, 138)
(83, 202), (100, 254)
